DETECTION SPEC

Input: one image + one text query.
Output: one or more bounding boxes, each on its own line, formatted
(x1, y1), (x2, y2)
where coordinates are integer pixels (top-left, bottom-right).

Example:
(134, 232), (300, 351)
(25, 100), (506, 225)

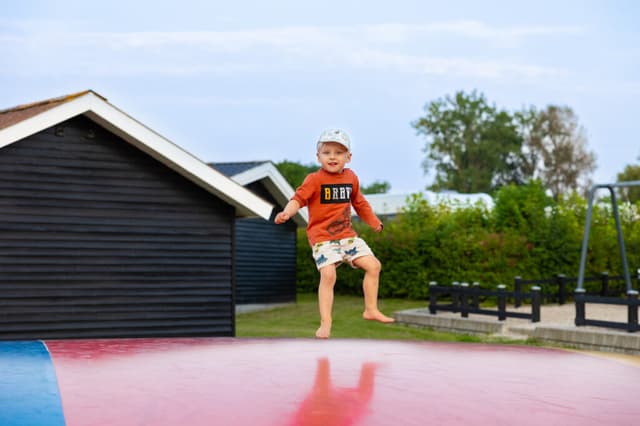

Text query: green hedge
(295, 181), (640, 299)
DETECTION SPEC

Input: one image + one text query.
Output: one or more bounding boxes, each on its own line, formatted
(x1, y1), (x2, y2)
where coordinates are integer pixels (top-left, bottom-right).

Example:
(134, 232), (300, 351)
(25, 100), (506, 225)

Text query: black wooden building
(0, 91), (273, 340)
(210, 162), (307, 308)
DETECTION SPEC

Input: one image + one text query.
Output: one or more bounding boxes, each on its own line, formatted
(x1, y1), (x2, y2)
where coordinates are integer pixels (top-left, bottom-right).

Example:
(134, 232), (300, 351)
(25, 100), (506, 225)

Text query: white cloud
(45, 21), (582, 50)
(147, 94), (307, 107)
(425, 20), (582, 40)
(0, 20), (579, 79)
(348, 49), (564, 78)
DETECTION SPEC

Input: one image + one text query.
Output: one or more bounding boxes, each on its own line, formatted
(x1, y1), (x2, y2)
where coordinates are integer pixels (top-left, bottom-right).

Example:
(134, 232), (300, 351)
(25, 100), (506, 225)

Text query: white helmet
(317, 128), (351, 151)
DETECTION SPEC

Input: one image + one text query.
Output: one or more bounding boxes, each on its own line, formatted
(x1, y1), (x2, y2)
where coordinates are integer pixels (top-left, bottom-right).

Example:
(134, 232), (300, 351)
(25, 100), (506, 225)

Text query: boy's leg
(316, 263), (337, 338)
(352, 255), (395, 323)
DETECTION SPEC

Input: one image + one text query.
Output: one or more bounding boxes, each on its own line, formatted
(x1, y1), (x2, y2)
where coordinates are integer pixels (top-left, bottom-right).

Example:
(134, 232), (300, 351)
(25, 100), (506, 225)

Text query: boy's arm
(352, 193), (383, 232)
(350, 175), (383, 232)
(274, 200), (301, 224)
(275, 172), (315, 225)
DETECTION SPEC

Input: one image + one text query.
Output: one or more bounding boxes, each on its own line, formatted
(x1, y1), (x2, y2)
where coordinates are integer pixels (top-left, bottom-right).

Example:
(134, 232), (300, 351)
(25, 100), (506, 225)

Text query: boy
(274, 129), (394, 339)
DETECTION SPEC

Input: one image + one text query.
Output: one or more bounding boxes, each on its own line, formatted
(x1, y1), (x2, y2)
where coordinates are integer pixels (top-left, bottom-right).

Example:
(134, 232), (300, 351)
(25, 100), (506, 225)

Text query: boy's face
(317, 142), (351, 174)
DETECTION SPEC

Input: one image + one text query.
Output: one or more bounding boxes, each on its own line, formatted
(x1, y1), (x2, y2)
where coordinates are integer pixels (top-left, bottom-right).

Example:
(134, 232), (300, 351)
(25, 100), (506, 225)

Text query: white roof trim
(0, 92), (274, 220)
(231, 162), (308, 226)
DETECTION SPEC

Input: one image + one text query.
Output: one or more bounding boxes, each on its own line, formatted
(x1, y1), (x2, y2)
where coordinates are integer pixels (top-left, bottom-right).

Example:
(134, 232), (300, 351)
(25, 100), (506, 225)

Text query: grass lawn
(236, 293), (533, 345)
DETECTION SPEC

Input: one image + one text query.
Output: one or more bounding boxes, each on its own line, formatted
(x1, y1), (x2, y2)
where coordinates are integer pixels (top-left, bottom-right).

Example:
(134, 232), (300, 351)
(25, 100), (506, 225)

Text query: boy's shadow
(289, 357), (379, 426)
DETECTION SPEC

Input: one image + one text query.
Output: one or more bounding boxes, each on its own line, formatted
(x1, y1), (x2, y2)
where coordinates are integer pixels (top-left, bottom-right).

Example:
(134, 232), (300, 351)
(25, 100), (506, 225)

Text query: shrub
(294, 184), (640, 299)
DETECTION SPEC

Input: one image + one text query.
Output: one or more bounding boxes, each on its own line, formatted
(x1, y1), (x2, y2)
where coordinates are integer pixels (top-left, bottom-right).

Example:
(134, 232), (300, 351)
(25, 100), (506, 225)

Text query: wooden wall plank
(0, 115), (236, 339)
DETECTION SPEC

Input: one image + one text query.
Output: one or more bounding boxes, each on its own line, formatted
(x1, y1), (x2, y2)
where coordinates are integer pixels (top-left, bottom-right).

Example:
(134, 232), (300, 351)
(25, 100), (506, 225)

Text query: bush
(294, 183), (640, 299)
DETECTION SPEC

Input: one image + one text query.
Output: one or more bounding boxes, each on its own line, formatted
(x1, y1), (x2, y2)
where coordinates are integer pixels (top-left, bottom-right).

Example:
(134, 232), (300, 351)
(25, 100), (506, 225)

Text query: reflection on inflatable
(290, 357), (378, 425)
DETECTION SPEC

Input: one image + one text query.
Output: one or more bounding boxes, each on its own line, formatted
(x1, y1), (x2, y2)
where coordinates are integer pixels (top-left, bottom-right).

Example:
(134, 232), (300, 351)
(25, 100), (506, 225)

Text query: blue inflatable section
(0, 341), (65, 426)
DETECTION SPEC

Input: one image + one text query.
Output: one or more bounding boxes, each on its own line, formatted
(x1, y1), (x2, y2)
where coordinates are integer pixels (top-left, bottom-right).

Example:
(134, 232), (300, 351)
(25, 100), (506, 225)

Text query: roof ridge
(0, 90), (104, 115)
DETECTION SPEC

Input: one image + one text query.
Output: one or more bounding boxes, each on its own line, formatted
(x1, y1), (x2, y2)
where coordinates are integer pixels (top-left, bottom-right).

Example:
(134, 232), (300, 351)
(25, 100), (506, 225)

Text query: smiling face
(317, 142), (352, 174)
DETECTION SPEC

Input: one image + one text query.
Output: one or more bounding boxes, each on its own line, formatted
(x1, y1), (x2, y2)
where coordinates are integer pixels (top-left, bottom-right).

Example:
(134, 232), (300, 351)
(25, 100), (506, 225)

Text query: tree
(361, 180), (391, 194)
(275, 160), (319, 188)
(617, 161), (640, 203)
(412, 90), (523, 194)
(518, 105), (596, 199)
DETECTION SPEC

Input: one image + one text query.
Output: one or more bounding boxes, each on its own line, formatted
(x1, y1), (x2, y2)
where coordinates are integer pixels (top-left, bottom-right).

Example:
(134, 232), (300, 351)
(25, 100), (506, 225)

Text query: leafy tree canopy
(412, 90), (523, 194)
(275, 160), (319, 188)
(413, 90), (597, 198)
(362, 180), (391, 194)
(517, 105), (596, 199)
(617, 160), (640, 203)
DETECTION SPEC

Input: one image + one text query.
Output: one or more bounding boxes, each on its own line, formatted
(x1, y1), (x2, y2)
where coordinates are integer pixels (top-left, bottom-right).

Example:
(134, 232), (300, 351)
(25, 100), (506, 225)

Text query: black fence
(428, 271), (640, 332)
(428, 282), (541, 323)
(574, 291), (639, 332)
(513, 271), (638, 307)
(513, 272), (640, 332)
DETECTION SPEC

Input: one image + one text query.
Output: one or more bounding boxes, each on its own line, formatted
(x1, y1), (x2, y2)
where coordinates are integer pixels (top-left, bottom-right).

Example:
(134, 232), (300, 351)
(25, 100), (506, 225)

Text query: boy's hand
(274, 200), (300, 225)
(274, 212), (290, 224)
(374, 223), (384, 233)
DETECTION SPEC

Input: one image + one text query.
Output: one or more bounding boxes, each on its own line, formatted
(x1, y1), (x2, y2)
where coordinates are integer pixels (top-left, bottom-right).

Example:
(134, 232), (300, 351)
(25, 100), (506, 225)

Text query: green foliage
(413, 91), (597, 198)
(275, 160), (319, 188)
(294, 184), (640, 299)
(412, 90), (524, 193)
(518, 105), (596, 199)
(361, 180), (391, 194)
(295, 228), (318, 293)
(617, 163), (640, 203)
(492, 180), (552, 231)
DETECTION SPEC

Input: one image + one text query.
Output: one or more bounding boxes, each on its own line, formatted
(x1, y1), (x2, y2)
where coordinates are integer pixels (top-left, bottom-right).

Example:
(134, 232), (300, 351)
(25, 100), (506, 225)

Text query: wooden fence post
(600, 271), (609, 297)
(497, 284), (506, 321)
(557, 274), (566, 305)
(531, 286), (541, 323)
(460, 283), (469, 318)
(428, 281), (438, 314)
(472, 282), (480, 309)
(627, 290), (639, 332)
(575, 289), (586, 326)
(514, 276), (522, 308)
(451, 281), (460, 313)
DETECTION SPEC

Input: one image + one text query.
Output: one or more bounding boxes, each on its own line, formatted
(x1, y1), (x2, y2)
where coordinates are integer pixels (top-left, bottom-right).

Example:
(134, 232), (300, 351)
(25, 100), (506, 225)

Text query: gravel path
(514, 302), (628, 326)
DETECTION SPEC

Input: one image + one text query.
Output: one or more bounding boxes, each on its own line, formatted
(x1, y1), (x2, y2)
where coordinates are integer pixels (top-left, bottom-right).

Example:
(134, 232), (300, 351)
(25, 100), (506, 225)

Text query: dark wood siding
(0, 115), (235, 339)
(235, 218), (297, 304)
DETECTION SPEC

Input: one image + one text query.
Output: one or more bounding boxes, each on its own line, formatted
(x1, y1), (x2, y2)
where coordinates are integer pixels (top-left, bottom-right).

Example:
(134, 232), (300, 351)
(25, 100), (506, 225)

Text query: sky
(1, 0), (639, 194)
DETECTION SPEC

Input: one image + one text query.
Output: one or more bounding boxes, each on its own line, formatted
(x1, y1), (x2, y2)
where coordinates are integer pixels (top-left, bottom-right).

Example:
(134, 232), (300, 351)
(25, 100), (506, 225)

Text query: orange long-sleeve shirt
(292, 168), (382, 246)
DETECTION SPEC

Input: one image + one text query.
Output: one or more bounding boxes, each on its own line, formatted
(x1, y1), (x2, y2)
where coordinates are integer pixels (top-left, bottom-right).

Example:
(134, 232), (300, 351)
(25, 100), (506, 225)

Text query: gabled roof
(212, 161), (268, 177)
(0, 90), (274, 220)
(210, 161), (308, 227)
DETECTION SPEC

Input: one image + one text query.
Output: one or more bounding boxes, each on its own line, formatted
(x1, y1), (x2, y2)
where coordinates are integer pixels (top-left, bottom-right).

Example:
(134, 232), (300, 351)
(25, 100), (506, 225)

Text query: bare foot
(363, 310), (395, 323)
(315, 322), (331, 339)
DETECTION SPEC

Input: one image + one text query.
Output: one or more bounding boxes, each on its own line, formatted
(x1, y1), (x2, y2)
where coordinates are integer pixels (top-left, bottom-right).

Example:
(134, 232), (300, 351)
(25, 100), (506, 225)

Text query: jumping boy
(274, 129), (394, 338)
